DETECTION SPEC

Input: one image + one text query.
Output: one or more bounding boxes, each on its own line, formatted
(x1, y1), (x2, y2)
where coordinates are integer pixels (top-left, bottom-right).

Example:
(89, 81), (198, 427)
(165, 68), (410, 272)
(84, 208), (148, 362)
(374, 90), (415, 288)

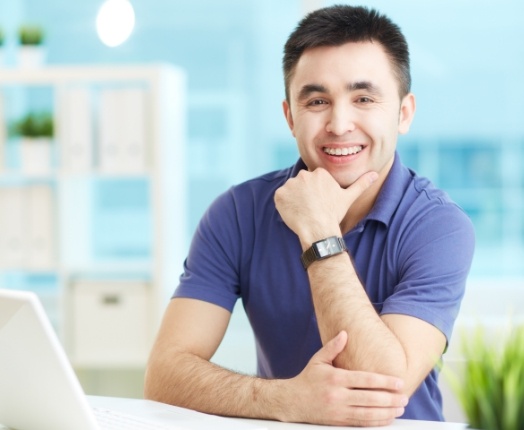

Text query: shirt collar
(363, 151), (411, 227)
(290, 158), (308, 178)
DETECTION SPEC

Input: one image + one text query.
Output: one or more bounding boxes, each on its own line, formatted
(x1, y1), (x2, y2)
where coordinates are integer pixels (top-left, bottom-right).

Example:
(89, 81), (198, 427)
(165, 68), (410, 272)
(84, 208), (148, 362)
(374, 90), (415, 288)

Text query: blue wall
(2, 0), (524, 279)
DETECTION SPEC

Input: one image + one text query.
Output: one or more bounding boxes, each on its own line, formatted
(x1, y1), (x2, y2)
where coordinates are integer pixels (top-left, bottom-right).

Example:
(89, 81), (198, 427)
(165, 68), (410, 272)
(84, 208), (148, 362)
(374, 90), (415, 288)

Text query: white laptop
(0, 289), (266, 430)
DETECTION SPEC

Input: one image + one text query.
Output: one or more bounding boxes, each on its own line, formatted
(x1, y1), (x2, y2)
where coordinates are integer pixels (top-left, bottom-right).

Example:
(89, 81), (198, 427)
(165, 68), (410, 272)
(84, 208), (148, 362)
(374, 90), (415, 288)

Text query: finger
(312, 331), (348, 365)
(342, 171), (379, 201)
(348, 387), (409, 408)
(342, 405), (405, 427)
(341, 370), (404, 392)
(328, 400), (405, 427)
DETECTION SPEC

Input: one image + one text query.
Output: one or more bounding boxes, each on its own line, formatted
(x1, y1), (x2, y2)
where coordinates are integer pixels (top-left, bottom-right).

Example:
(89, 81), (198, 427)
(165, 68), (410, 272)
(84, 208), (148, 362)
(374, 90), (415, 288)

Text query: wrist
(298, 227), (342, 251)
(300, 236), (347, 270)
(251, 378), (292, 422)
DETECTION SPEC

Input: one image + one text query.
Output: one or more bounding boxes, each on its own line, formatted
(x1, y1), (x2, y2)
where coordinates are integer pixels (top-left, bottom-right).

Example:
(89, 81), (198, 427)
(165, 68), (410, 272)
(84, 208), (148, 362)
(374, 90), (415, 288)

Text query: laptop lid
(0, 288), (100, 430)
(0, 289), (267, 430)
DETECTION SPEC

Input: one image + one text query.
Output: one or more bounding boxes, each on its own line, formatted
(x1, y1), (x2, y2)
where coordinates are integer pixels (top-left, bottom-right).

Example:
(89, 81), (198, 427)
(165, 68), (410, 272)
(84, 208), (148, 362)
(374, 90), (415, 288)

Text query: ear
(282, 99), (296, 137)
(398, 93), (416, 135)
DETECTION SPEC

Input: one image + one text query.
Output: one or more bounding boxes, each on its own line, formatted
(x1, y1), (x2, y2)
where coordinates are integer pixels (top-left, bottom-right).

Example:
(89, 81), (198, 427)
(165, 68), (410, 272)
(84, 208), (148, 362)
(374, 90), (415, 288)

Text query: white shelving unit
(0, 65), (187, 376)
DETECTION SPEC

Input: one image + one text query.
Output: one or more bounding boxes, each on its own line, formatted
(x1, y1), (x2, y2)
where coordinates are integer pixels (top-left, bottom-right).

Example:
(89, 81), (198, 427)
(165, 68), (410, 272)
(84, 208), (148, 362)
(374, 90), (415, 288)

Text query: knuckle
(348, 388), (367, 405)
(326, 371), (342, 386)
(355, 370), (374, 386)
(357, 406), (377, 421)
(297, 170), (309, 180)
(322, 389), (340, 406)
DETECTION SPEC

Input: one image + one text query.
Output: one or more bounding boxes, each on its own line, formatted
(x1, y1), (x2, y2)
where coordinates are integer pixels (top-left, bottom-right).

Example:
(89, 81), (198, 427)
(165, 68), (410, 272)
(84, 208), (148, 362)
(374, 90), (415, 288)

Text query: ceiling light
(96, 0), (135, 47)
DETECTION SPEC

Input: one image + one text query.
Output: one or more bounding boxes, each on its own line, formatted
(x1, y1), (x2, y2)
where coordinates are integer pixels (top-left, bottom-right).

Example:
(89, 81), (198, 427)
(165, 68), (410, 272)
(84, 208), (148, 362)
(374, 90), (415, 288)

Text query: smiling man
(145, 5), (475, 427)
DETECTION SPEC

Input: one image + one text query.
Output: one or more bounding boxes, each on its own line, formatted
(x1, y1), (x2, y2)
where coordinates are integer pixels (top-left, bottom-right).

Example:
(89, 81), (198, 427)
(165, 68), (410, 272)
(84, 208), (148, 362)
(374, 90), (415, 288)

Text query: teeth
(323, 146), (363, 156)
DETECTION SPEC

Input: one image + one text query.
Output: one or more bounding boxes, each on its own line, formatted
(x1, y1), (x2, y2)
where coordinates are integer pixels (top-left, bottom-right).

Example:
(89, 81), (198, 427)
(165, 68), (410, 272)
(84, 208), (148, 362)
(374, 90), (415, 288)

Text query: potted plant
(446, 324), (524, 430)
(12, 111), (54, 175)
(17, 24), (46, 68)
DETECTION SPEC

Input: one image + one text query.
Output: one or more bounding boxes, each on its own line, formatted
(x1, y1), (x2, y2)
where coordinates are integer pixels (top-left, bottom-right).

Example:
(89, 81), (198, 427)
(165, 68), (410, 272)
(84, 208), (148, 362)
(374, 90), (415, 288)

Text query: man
(145, 5), (475, 427)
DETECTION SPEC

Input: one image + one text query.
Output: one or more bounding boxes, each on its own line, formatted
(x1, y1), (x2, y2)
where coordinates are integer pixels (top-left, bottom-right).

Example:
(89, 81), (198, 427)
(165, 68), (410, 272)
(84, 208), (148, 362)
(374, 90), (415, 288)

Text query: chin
(338, 168), (363, 183)
(335, 177), (358, 189)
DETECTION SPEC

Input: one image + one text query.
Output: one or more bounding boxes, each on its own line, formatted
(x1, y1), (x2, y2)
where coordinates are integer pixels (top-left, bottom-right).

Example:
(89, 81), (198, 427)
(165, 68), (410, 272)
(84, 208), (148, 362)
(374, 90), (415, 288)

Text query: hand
(284, 331), (408, 427)
(274, 168), (378, 244)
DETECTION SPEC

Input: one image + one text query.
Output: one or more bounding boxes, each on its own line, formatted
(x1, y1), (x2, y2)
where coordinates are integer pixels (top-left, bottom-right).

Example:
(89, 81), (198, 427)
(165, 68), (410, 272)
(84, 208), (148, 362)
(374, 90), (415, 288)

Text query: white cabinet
(0, 65), (187, 370)
(69, 279), (151, 367)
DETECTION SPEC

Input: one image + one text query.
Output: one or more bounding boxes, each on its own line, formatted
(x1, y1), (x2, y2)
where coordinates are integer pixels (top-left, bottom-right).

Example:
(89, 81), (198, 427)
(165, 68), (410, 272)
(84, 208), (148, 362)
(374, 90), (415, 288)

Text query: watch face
(315, 237), (340, 258)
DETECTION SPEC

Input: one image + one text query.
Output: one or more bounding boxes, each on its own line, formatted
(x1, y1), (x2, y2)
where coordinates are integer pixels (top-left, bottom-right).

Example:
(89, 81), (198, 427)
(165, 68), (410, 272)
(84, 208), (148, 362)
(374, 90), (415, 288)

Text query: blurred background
(1, 0), (523, 421)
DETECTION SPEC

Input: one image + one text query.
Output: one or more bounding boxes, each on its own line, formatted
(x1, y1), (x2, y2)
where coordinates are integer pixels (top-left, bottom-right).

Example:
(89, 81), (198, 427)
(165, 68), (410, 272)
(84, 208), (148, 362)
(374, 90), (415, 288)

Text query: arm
(274, 168), (446, 396)
(307, 252), (446, 395)
(144, 297), (408, 426)
(144, 298), (277, 418)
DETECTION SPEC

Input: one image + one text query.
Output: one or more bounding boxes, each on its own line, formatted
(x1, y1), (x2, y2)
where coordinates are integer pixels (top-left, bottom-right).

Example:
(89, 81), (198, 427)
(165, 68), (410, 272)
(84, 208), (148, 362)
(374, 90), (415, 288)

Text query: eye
(356, 96), (374, 104)
(307, 99), (328, 106)
(305, 98), (330, 111)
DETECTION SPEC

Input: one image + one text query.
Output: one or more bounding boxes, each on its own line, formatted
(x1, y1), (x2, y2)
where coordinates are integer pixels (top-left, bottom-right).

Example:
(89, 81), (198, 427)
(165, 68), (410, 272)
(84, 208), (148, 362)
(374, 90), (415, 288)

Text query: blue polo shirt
(174, 152), (475, 421)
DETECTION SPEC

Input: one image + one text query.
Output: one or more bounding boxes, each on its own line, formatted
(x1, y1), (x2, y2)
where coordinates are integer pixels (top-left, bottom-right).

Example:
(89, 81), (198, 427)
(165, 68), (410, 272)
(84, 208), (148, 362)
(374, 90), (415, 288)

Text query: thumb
(343, 171), (379, 202)
(314, 331), (348, 365)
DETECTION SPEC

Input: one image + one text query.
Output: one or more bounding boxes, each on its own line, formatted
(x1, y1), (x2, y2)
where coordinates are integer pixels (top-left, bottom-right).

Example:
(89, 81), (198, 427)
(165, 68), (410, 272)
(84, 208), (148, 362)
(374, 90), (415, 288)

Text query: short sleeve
(381, 203), (475, 343)
(173, 189), (241, 312)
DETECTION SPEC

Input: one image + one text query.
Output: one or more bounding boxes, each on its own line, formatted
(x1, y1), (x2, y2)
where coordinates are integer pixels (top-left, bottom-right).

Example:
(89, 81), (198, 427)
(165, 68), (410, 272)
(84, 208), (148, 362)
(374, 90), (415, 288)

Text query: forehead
(290, 41), (399, 94)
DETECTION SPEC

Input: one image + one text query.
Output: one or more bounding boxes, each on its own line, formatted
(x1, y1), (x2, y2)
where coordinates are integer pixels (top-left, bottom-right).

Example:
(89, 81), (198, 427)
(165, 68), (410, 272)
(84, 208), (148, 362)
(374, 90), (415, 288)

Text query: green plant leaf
(11, 112), (54, 138)
(444, 324), (524, 430)
(18, 24), (44, 45)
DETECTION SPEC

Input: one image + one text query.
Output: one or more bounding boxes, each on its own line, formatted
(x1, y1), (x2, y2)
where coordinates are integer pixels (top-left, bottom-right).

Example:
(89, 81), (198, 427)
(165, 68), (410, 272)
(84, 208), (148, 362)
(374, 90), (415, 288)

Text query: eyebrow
(297, 80), (383, 101)
(298, 84), (328, 101)
(347, 81), (382, 95)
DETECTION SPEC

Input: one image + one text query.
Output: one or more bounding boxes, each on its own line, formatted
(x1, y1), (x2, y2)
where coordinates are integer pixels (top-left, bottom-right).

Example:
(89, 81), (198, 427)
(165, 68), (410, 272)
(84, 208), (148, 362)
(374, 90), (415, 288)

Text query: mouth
(322, 145), (363, 156)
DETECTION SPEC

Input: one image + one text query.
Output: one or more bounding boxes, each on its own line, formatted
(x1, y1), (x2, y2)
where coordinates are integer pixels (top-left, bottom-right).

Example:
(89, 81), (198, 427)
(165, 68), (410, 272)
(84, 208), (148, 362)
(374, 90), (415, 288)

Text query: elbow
(143, 363), (163, 402)
(143, 359), (178, 405)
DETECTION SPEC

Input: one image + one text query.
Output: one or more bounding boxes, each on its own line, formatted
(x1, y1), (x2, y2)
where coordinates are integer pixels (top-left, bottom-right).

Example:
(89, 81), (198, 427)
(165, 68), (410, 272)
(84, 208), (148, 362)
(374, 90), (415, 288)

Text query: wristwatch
(300, 236), (347, 270)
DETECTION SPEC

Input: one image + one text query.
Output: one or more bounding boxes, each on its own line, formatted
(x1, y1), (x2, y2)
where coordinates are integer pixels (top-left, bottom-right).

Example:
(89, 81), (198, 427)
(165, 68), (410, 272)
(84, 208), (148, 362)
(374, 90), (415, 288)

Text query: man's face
(283, 41), (415, 188)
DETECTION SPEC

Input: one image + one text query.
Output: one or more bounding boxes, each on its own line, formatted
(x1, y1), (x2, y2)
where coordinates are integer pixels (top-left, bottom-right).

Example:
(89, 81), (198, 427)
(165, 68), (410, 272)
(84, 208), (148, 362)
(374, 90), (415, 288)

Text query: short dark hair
(283, 5), (411, 101)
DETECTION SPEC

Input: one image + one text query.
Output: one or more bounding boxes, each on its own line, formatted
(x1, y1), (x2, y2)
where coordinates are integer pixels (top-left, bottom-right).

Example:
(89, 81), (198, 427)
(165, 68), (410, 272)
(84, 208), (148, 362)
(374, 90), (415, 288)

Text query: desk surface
(88, 395), (469, 430)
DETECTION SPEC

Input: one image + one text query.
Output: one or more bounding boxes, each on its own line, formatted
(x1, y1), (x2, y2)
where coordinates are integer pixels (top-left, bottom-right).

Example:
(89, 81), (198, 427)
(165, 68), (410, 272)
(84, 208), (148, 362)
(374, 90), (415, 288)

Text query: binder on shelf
(0, 186), (29, 269)
(98, 88), (148, 174)
(98, 89), (122, 173)
(120, 88), (148, 174)
(26, 184), (56, 270)
(59, 87), (94, 174)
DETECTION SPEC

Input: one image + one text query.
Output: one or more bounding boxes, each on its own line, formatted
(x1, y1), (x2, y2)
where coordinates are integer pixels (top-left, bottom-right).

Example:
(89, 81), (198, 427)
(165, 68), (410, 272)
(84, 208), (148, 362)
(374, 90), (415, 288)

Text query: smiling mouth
(323, 146), (363, 156)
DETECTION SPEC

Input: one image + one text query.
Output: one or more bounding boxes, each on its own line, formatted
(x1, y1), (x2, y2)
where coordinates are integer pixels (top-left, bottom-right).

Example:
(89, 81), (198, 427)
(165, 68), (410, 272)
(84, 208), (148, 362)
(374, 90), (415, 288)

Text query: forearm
(144, 349), (287, 420)
(145, 300), (408, 426)
(308, 252), (408, 379)
(275, 168), (444, 399)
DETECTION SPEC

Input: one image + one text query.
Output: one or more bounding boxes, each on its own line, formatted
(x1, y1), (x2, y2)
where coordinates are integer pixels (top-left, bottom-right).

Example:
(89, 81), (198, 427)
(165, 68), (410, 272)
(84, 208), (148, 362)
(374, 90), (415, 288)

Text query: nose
(325, 104), (356, 135)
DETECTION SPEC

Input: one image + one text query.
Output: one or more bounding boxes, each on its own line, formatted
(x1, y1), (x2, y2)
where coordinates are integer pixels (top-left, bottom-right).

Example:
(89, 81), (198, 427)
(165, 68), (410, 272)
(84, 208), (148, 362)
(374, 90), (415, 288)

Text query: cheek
(366, 113), (400, 144)
(294, 124), (320, 164)
(293, 116), (318, 143)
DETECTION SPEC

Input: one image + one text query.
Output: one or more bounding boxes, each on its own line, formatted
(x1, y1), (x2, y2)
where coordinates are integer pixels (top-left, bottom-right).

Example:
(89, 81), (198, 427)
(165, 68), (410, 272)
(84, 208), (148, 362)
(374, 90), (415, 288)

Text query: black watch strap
(300, 236), (347, 270)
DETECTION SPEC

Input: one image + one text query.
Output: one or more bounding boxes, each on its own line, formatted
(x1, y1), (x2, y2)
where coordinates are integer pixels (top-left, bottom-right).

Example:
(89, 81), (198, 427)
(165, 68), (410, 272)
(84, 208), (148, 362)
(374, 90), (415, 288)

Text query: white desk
(88, 395), (469, 430)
